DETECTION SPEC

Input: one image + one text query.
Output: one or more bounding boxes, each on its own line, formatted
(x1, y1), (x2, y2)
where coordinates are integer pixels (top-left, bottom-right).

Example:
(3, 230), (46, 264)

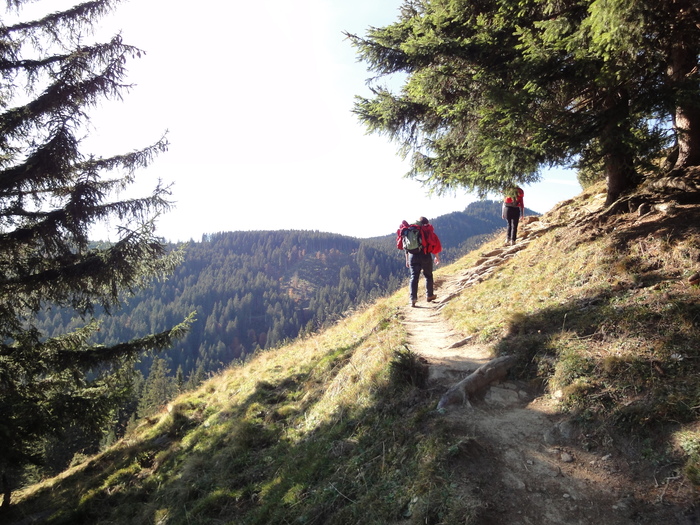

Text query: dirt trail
(402, 223), (697, 525)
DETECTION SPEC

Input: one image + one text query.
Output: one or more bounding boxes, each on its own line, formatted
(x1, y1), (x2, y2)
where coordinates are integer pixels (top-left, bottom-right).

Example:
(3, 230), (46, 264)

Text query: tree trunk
(669, 40), (700, 171)
(604, 147), (635, 206)
(1, 473), (11, 512)
(673, 105), (700, 169)
(602, 89), (636, 206)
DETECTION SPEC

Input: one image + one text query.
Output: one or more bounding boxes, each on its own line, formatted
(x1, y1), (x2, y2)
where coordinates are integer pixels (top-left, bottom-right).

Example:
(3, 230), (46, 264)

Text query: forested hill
(77, 231), (401, 380)
(39, 200), (519, 384)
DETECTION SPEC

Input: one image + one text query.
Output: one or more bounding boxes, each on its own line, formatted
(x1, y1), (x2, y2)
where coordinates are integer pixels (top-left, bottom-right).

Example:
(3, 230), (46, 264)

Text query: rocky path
(403, 217), (542, 385)
(401, 221), (694, 524)
(403, 225), (537, 387)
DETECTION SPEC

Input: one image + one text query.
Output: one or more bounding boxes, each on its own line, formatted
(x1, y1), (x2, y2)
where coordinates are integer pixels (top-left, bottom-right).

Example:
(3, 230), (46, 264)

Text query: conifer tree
(0, 1), (191, 510)
(137, 357), (175, 418)
(582, 0), (700, 171)
(348, 0), (700, 205)
(175, 364), (185, 394)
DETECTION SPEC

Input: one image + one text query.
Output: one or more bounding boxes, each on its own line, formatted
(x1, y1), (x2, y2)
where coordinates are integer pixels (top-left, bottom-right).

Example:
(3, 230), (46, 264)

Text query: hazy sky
(66, 0), (580, 241)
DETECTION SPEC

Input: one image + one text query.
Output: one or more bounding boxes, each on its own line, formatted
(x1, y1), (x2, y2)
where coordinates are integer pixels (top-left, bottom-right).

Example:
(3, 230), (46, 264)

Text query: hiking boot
(410, 299), (417, 307)
(427, 295), (437, 302)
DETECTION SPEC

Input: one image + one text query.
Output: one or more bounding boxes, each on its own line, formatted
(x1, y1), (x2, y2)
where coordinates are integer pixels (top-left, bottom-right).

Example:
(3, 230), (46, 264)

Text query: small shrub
(684, 463), (700, 486)
(389, 347), (429, 389)
(232, 420), (277, 451)
(504, 311), (528, 337)
(678, 431), (700, 486)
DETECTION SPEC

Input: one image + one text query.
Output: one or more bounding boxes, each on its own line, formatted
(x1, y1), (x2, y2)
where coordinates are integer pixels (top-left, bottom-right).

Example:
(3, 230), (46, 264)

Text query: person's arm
(405, 251), (410, 268)
(434, 253), (440, 266)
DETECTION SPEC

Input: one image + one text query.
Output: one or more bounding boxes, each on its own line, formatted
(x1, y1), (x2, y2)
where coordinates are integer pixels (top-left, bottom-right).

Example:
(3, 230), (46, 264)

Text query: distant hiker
(396, 216), (442, 307)
(502, 186), (525, 246)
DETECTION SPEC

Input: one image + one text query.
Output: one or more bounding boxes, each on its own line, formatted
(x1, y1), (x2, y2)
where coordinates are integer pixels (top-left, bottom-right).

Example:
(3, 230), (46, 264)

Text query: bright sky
(71, 0), (580, 241)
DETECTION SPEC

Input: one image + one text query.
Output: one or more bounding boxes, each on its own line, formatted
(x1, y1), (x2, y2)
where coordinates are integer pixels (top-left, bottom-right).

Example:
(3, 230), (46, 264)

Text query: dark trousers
(505, 206), (521, 242)
(409, 252), (434, 301)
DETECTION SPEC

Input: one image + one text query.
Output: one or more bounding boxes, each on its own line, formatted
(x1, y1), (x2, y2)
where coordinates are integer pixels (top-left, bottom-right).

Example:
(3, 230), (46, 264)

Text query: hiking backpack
(504, 187), (524, 207)
(401, 225), (423, 254)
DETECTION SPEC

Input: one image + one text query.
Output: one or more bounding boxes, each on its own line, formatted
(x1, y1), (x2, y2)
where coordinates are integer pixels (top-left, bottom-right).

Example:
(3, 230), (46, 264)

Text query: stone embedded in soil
(561, 452), (574, 463)
(484, 385), (523, 407)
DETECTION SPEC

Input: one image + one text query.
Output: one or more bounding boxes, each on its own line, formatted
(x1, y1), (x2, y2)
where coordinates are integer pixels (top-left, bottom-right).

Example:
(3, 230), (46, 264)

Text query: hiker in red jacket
(502, 186), (525, 246)
(397, 216), (442, 307)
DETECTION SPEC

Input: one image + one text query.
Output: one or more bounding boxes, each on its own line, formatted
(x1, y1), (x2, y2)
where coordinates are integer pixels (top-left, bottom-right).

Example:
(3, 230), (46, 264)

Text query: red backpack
(504, 187), (524, 208)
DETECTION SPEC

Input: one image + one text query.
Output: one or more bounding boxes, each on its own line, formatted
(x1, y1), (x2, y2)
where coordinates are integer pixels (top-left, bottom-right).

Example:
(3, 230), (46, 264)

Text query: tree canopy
(348, 0), (700, 205)
(0, 0), (190, 509)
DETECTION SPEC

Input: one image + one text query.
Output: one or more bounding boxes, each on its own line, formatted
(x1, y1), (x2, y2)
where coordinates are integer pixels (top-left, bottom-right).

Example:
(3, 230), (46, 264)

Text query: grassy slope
(9, 183), (700, 524)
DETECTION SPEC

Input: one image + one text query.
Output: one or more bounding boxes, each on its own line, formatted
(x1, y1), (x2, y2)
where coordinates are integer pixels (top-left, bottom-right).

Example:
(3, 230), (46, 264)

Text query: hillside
(8, 181), (700, 524)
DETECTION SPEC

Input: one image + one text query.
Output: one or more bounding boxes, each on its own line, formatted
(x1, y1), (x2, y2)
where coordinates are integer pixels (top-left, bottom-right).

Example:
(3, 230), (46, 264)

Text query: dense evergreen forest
(37, 200), (523, 385)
